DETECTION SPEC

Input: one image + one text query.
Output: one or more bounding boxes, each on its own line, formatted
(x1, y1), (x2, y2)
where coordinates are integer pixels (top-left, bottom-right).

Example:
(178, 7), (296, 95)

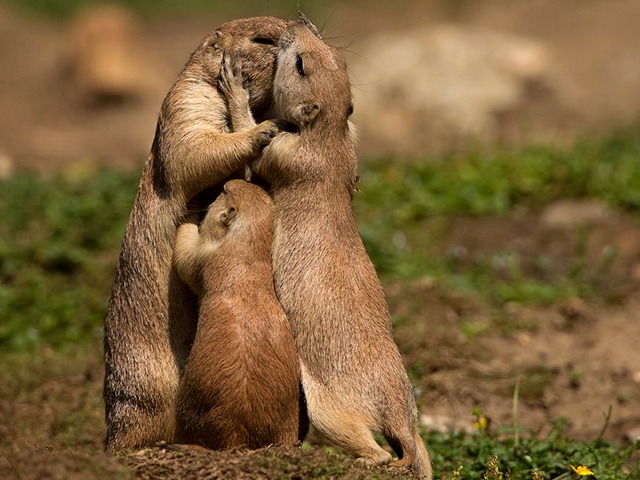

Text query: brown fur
(172, 179), (306, 449)
(247, 18), (433, 478)
(102, 17), (291, 451)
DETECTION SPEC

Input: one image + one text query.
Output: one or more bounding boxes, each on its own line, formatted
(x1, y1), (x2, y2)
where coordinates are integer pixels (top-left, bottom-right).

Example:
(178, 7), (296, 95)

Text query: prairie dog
(173, 179), (305, 449)
(103, 17), (290, 451)
(240, 17), (432, 478)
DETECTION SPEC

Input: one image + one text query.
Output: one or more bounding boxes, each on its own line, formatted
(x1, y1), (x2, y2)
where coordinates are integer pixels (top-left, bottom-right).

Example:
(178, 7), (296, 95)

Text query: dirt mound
(389, 208), (640, 443)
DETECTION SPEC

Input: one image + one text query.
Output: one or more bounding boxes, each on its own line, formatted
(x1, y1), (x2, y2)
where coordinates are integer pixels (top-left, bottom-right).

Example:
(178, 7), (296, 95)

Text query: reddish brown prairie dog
(103, 17), (290, 451)
(241, 17), (433, 478)
(172, 179), (306, 449)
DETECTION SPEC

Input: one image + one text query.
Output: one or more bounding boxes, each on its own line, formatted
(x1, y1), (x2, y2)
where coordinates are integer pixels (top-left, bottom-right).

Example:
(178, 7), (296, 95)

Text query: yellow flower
(570, 465), (595, 476)
(473, 416), (488, 430)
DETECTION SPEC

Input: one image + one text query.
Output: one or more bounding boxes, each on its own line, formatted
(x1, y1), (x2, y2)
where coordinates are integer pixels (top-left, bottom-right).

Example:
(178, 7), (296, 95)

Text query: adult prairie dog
(173, 179), (305, 449)
(230, 16), (433, 479)
(103, 17), (289, 451)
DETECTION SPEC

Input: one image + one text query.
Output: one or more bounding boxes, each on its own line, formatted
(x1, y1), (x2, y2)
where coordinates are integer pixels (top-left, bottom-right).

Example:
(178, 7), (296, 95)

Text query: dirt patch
(389, 208), (640, 443)
(0, 348), (421, 479)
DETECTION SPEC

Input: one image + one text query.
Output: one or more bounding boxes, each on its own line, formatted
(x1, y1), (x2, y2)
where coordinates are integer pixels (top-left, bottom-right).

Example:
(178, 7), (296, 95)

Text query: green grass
(357, 129), (640, 219)
(5, 0), (349, 20)
(0, 168), (138, 351)
(428, 422), (639, 480)
(2, 128), (640, 352)
(355, 129), (640, 305)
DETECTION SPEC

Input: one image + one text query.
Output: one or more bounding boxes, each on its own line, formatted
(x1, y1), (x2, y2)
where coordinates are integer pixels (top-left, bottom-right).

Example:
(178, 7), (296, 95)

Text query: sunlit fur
(173, 179), (306, 449)
(250, 20), (433, 479)
(103, 17), (290, 451)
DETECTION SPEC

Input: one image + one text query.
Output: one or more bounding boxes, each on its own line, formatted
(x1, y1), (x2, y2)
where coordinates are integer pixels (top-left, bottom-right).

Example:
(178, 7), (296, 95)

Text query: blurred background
(2, 0), (640, 171)
(1, 1), (640, 478)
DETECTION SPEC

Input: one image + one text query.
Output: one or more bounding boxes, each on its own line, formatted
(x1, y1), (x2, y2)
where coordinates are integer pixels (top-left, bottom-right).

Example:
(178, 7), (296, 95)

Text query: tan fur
(247, 18), (433, 478)
(172, 179), (306, 449)
(102, 17), (291, 451)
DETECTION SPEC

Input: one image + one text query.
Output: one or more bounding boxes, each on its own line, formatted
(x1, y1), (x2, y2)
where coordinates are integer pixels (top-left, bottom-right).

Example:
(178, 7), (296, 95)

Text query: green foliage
(0, 169), (138, 351)
(6, 0), (330, 20)
(360, 129), (640, 219)
(356, 129), (640, 305)
(429, 422), (639, 480)
(7, 0), (226, 18)
(1, 129), (640, 351)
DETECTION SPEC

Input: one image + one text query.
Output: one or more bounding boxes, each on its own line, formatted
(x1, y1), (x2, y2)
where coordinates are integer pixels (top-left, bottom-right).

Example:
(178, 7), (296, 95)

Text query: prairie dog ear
(204, 30), (223, 50)
(220, 206), (237, 226)
(298, 11), (321, 39)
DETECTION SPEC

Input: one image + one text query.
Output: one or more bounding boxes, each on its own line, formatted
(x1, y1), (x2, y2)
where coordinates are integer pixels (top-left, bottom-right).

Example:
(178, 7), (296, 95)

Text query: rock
(0, 151), (14, 178)
(624, 426), (640, 443)
(540, 200), (612, 229)
(350, 25), (566, 154)
(420, 414), (474, 434)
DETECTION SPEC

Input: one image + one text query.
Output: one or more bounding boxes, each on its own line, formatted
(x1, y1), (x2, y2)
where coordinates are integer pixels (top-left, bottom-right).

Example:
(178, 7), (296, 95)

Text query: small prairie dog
(173, 179), (305, 449)
(103, 17), (290, 451)
(226, 16), (432, 479)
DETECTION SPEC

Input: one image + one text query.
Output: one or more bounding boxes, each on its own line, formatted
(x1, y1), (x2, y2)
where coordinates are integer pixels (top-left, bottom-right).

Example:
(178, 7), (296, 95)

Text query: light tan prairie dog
(225, 16), (433, 479)
(103, 17), (290, 451)
(172, 179), (306, 449)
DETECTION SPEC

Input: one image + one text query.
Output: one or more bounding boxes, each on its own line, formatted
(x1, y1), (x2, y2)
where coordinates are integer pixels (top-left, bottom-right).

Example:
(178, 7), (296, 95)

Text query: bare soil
(389, 209), (640, 443)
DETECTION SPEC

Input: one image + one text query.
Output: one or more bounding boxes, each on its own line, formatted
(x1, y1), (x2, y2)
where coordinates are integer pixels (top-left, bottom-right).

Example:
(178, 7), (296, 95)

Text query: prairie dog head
(199, 17), (290, 118)
(200, 179), (273, 243)
(273, 15), (354, 134)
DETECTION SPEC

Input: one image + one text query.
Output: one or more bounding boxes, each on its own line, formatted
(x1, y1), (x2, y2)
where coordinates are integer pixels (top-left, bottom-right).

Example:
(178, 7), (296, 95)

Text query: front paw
(218, 51), (244, 98)
(251, 119), (285, 151)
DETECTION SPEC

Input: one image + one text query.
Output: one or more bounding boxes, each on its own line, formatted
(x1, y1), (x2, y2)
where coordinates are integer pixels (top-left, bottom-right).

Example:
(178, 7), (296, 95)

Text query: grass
(2, 128), (640, 477)
(2, 129), (640, 351)
(356, 128), (640, 305)
(430, 424), (639, 480)
(5, 0), (352, 20)
(0, 168), (138, 351)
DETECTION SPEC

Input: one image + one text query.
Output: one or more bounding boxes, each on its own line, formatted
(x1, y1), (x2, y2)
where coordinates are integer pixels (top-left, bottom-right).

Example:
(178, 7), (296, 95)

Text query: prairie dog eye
(296, 54), (305, 76)
(252, 37), (276, 45)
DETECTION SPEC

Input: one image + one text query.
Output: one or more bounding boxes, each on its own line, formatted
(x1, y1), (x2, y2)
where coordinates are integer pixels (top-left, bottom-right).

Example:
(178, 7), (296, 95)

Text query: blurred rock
(540, 200), (612, 229)
(624, 426), (640, 443)
(0, 151), (14, 178)
(67, 3), (158, 105)
(350, 25), (571, 155)
(420, 414), (474, 434)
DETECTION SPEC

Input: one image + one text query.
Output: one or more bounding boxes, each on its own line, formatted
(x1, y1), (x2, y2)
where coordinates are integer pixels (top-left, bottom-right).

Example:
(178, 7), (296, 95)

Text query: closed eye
(252, 37), (276, 45)
(296, 54), (305, 76)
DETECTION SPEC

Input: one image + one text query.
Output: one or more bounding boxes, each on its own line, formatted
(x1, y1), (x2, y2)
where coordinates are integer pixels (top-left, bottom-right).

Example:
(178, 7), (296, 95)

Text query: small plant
(425, 420), (638, 480)
(356, 128), (640, 309)
(0, 169), (138, 351)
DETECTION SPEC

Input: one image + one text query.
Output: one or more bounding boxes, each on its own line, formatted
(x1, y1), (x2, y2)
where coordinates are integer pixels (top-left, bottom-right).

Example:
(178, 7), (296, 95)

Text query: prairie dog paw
(219, 52), (245, 98)
(252, 119), (284, 151)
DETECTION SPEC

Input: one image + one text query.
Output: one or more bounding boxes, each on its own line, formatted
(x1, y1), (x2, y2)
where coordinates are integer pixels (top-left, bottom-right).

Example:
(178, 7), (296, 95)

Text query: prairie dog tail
(386, 427), (433, 479)
(412, 432), (433, 479)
